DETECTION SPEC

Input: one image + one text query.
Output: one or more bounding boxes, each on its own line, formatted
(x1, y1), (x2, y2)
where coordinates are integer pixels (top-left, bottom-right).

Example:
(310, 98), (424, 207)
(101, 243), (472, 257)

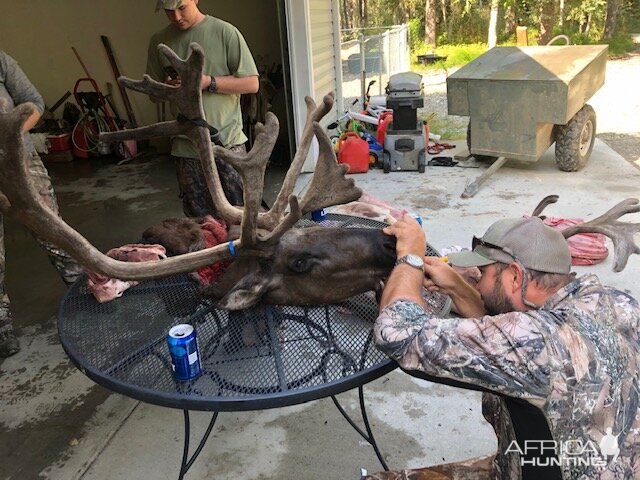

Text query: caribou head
(0, 43), (396, 310)
(0, 44), (638, 313)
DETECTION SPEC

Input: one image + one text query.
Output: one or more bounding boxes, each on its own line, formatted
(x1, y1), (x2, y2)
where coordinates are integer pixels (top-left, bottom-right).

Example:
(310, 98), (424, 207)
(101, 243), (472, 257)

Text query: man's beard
(483, 280), (516, 315)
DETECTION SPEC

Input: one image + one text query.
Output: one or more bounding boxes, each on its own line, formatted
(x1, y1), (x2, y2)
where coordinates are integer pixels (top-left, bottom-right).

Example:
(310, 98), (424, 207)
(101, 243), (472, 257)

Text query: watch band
(395, 254), (424, 271)
(208, 75), (217, 93)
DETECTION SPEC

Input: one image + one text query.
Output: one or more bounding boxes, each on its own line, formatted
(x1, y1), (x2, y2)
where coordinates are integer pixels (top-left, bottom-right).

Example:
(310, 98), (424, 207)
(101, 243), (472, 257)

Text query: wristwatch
(395, 254), (424, 271)
(208, 75), (217, 93)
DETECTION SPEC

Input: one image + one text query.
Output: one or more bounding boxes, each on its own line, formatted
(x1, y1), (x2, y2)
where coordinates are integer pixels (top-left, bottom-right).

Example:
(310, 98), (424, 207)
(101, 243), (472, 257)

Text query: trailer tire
(466, 123), (497, 162)
(555, 104), (596, 172)
(418, 149), (426, 173)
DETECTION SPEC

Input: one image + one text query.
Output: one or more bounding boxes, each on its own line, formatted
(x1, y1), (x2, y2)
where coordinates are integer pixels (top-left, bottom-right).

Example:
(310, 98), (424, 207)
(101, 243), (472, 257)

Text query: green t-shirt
(146, 16), (259, 157)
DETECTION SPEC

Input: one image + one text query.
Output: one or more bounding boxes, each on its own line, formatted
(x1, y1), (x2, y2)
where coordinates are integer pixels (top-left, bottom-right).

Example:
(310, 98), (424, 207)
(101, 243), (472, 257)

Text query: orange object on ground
(376, 111), (393, 145)
(337, 132), (369, 174)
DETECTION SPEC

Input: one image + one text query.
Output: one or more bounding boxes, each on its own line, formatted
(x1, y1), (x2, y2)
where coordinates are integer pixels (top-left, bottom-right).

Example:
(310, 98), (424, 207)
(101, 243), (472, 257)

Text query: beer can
(311, 209), (327, 222)
(410, 213), (423, 226)
(167, 324), (202, 381)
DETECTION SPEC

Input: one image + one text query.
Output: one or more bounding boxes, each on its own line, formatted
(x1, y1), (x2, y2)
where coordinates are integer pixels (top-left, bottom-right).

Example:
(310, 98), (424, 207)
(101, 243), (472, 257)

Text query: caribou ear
(217, 271), (271, 310)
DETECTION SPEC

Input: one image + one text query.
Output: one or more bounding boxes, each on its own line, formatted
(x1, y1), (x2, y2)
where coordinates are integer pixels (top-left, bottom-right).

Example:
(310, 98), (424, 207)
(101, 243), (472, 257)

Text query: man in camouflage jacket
(0, 50), (82, 357)
(375, 215), (640, 479)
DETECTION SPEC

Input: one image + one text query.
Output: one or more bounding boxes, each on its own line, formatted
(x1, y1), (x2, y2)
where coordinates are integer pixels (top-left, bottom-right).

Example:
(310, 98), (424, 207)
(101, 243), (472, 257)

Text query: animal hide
(328, 191), (408, 224)
(86, 244), (167, 303)
(142, 218), (205, 255)
(192, 216), (232, 286)
(527, 216), (609, 266)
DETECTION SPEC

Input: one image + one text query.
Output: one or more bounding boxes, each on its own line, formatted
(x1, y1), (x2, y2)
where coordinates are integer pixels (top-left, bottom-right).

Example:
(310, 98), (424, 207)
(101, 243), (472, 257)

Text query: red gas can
(337, 132), (369, 174)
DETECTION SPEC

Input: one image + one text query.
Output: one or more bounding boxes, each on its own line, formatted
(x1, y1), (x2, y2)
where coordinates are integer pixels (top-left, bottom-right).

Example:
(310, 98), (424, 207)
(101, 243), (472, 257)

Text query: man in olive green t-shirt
(147, 0), (259, 218)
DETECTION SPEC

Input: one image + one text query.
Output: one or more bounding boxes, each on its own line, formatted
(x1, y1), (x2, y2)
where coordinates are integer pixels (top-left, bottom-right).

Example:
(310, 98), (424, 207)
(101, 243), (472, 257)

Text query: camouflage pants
(0, 152), (83, 338)
(175, 144), (245, 219)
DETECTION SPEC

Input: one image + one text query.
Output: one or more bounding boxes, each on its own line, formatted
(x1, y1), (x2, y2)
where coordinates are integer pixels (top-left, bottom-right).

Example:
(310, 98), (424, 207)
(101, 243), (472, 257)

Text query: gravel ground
(420, 41), (640, 167)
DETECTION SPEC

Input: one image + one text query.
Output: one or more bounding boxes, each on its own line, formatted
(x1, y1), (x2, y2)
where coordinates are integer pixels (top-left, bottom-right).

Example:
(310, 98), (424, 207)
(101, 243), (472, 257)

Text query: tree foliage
(339, 0), (637, 48)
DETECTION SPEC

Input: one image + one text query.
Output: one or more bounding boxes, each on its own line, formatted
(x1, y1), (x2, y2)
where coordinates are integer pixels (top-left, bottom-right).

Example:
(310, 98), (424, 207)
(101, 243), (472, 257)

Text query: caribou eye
(289, 255), (314, 273)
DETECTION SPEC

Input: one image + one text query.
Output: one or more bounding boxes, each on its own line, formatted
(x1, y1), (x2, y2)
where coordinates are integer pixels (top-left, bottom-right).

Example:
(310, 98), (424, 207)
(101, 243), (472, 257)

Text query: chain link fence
(340, 25), (410, 110)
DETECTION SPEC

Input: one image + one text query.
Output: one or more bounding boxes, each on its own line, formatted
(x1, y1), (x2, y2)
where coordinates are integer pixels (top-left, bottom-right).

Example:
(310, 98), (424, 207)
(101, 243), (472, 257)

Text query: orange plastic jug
(337, 132), (369, 174)
(376, 111), (393, 145)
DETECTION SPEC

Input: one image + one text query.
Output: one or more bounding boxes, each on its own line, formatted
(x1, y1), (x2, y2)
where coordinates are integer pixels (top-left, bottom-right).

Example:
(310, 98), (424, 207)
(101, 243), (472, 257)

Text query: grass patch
(417, 111), (468, 140)
(605, 35), (637, 56)
(412, 43), (488, 72)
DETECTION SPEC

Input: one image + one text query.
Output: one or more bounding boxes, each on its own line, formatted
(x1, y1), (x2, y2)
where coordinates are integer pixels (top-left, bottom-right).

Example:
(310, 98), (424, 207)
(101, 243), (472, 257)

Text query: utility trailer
(446, 45), (608, 196)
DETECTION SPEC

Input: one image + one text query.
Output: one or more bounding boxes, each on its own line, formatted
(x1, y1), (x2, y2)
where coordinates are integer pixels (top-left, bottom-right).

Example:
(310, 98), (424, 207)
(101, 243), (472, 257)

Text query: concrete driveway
(2, 136), (639, 480)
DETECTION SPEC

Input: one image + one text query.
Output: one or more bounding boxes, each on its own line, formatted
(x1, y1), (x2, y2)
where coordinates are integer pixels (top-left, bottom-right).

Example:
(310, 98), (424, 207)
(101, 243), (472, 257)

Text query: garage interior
(1, 2), (297, 475)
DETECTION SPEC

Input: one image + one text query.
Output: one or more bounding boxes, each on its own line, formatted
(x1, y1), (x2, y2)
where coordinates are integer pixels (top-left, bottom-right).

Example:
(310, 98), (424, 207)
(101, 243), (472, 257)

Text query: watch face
(396, 254), (424, 269)
(405, 254), (424, 268)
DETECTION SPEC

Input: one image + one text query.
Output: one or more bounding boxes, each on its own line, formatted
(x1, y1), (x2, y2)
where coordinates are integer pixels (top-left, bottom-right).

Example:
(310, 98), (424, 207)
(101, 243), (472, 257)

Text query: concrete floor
(1, 140), (639, 480)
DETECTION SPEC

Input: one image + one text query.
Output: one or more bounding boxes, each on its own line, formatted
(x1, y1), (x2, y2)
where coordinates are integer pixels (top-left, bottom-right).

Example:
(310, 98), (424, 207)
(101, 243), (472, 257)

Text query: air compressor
(382, 72), (426, 173)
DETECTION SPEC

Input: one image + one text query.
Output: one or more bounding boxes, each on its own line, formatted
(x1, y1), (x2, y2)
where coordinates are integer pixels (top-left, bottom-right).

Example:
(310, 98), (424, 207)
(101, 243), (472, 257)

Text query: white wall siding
(309, 0), (339, 108)
(286, 0), (341, 172)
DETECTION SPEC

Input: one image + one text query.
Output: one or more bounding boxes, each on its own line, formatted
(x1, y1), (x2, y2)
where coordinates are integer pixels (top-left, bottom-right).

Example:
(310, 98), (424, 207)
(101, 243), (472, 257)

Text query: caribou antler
(530, 195), (640, 272)
(0, 100), (235, 279)
(104, 43), (243, 224)
(0, 42), (361, 283)
(561, 199), (640, 272)
(530, 195), (559, 218)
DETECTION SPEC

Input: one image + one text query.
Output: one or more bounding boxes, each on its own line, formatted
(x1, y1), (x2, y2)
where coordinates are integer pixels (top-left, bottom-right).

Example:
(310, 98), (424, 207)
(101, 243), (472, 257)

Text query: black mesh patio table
(57, 214), (451, 479)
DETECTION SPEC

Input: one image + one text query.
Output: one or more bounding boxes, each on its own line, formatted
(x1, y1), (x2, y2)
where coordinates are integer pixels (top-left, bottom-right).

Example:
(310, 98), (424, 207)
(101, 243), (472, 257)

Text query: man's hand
(423, 257), (485, 317)
(383, 214), (426, 258)
(166, 76), (181, 87)
(422, 256), (461, 294)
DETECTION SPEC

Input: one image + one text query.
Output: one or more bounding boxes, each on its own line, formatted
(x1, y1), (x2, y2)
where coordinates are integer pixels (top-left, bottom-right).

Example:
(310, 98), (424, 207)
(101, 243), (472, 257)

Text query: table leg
(331, 386), (389, 471)
(178, 410), (219, 480)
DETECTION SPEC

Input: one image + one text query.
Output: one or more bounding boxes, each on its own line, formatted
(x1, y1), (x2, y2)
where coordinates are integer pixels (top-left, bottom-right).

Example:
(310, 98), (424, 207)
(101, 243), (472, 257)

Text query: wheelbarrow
(446, 44), (608, 197)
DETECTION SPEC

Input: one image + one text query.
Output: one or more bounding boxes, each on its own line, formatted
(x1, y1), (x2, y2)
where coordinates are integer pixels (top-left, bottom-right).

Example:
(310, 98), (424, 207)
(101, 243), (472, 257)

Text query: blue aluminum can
(167, 324), (202, 381)
(311, 209), (327, 222)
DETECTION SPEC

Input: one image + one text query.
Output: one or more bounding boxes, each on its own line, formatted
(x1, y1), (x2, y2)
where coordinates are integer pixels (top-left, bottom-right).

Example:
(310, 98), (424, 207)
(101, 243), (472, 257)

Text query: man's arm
(379, 215), (429, 309)
(2, 52), (45, 127)
(21, 110), (41, 133)
(380, 215), (484, 316)
(374, 302), (550, 402)
(422, 257), (485, 317)
(201, 74), (259, 95)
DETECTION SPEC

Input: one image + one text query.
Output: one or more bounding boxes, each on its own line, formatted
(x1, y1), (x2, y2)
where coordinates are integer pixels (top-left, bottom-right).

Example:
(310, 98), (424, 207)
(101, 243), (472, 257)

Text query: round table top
(57, 214), (451, 412)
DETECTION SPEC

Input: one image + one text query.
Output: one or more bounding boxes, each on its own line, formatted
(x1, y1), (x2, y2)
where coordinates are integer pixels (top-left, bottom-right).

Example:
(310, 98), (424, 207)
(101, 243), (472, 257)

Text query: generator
(382, 72), (426, 173)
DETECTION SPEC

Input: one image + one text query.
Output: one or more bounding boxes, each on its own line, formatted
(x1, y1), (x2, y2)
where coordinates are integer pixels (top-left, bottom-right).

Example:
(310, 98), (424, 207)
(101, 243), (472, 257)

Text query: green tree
(425, 0), (438, 47)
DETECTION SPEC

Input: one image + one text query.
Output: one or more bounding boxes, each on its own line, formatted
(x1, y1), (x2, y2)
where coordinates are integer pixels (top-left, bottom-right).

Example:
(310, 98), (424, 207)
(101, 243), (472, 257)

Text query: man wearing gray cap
(147, 0), (259, 218)
(374, 215), (640, 479)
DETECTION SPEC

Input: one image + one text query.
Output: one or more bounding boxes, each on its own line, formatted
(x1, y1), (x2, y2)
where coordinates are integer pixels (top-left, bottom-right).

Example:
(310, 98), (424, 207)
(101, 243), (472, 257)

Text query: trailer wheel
(555, 104), (596, 172)
(418, 149), (426, 173)
(383, 151), (391, 174)
(466, 123), (497, 161)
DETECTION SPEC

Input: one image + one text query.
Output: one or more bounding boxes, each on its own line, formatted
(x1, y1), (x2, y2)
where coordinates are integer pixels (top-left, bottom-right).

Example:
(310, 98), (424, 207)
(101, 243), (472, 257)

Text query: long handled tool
(69, 46), (137, 161)
(101, 35), (138, 128)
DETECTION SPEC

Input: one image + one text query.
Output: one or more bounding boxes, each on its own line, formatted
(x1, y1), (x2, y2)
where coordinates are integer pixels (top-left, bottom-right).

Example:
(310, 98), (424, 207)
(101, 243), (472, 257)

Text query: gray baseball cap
(448, 217), (572, 274)
(155, 0), (183, 11)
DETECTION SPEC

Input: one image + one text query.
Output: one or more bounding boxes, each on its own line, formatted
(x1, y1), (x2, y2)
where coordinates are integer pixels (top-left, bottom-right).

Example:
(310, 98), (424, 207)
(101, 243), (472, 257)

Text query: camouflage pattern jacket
(375, 274), (640, 479)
